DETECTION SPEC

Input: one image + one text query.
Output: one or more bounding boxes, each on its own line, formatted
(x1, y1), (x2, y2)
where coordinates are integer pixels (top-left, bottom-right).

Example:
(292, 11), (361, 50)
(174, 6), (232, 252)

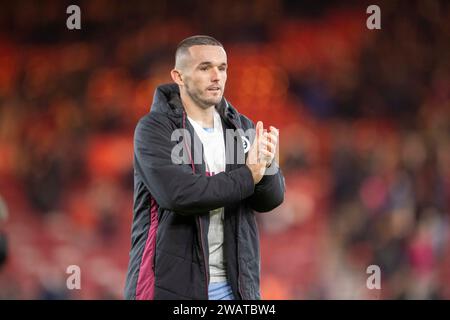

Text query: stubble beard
(185, 82), (223, 110)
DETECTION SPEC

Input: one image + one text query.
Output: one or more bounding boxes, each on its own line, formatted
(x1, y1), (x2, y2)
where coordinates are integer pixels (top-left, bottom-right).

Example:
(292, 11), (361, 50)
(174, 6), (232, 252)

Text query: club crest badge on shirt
(242, 136), (250, 153)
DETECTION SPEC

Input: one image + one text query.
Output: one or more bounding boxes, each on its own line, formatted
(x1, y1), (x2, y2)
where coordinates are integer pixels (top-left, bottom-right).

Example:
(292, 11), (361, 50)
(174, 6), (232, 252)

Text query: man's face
(179, 45), (228, 109)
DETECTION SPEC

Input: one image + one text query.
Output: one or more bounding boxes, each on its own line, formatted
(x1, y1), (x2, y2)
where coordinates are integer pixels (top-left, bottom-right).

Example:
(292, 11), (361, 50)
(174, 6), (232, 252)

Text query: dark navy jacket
(124, 83), (285, 300)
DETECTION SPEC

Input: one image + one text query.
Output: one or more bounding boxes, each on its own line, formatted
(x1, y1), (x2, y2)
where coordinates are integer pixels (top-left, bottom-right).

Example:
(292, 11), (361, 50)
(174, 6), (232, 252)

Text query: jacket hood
(150, 83), (240, 125)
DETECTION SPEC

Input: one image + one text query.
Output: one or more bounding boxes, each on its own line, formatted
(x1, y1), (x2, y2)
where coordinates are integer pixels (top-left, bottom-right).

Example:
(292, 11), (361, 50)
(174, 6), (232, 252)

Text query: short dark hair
(175, 35), (224, 68)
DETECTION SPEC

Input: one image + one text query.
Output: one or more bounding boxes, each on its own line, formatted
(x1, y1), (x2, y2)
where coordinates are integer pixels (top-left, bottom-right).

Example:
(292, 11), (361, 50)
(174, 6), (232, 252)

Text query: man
(124, 35), (285, 300)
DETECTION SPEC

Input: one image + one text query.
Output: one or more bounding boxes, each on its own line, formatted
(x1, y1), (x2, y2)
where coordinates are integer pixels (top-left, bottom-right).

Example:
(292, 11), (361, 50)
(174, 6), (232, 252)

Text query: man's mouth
(207, 86), (221, 92)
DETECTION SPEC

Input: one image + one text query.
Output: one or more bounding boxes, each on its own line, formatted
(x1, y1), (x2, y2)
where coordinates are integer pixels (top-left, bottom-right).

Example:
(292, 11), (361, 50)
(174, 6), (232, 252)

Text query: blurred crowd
(0, 0), (449, 299)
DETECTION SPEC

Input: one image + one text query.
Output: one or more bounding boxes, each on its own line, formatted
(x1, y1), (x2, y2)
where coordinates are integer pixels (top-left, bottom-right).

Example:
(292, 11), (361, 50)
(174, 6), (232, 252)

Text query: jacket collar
(150, 83), (241, 128)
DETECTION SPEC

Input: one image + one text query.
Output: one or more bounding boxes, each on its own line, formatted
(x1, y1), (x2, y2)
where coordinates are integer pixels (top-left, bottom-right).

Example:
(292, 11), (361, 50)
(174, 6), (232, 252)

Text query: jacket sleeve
(134, 114), (255, 215)
(247, 161), (285, 213)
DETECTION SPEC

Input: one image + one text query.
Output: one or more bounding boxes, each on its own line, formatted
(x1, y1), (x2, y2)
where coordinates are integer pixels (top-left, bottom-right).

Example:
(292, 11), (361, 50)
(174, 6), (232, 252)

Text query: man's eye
(200, 66), (208, 71)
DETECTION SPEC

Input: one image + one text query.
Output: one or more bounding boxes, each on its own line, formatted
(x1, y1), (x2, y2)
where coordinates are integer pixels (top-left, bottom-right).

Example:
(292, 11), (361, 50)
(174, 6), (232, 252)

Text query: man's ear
(171, 69), (183, 86)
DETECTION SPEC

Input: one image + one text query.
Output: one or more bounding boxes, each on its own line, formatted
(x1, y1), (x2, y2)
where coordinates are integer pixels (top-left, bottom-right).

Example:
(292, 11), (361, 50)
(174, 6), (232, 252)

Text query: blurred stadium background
(0, 0), (449, 299)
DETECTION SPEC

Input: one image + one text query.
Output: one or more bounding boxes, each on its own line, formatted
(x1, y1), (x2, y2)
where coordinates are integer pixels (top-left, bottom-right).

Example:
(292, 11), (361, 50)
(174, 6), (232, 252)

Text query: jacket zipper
(229, 116), (246, 300)
(197, 216), (209, 299)
(182, 111), (209, 299)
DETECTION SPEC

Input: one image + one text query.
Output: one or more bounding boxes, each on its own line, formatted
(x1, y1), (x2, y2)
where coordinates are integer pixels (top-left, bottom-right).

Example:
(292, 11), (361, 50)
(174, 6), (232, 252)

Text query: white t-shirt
(187, 109), (227, 283)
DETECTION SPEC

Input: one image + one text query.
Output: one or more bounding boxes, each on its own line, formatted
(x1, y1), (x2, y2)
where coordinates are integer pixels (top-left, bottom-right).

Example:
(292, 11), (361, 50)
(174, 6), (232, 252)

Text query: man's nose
(210, 67), (220, 82)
